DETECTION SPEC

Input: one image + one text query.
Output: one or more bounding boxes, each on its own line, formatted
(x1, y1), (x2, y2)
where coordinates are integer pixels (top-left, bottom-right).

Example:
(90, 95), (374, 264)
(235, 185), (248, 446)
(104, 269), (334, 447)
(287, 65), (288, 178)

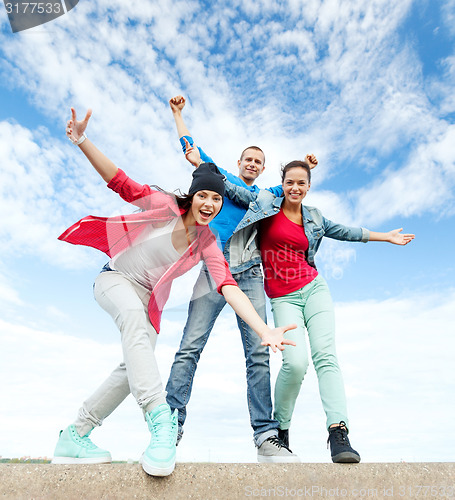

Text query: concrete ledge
(1, 463), (454, 499)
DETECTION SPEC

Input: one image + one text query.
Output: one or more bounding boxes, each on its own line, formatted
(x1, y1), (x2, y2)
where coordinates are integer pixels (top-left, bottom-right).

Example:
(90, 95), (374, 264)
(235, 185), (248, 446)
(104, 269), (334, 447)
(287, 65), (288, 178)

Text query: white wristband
(71, 132), (87, 146)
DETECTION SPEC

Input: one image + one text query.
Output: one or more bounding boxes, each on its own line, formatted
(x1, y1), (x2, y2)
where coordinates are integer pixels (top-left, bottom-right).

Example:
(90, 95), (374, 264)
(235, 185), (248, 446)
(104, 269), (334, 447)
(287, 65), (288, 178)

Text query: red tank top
(259, 209), (318, 298)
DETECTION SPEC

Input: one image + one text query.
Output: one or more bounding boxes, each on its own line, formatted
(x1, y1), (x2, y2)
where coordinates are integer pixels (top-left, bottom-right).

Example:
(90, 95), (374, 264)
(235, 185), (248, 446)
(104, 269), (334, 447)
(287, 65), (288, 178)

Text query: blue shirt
(180, 136), (282, 249)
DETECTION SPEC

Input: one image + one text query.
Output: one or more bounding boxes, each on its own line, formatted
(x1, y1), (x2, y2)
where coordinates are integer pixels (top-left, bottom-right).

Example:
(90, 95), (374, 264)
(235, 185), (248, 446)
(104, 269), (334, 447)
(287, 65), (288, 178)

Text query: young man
(166, 96), (316, 462)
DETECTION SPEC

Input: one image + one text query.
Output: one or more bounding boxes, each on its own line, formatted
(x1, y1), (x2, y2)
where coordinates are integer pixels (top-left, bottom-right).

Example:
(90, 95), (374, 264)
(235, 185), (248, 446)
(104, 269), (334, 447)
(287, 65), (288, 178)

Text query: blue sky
(0, 0), (454, 463)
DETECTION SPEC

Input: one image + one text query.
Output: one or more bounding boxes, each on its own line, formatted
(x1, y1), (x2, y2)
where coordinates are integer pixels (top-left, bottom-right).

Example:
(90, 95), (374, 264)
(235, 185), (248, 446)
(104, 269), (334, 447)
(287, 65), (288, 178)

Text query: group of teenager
(52, 97), (414, 476)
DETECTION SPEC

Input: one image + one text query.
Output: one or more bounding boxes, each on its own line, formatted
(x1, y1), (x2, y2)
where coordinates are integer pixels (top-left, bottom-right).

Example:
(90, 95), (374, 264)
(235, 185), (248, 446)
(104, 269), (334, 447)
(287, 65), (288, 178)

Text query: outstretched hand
(388, 228), (415, 245)
(169, 95), (186, 113)
(305, 154), (318, 169)
(261, 324), (297, 353)
(183, 137), (201, 167)
(66, 107), (92, 144)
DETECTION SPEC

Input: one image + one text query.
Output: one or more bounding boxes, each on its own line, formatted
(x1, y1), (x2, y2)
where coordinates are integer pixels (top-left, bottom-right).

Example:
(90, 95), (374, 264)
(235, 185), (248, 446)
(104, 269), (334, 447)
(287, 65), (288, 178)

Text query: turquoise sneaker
(51, 425), (112, 464)
(141, 404), (178, 476)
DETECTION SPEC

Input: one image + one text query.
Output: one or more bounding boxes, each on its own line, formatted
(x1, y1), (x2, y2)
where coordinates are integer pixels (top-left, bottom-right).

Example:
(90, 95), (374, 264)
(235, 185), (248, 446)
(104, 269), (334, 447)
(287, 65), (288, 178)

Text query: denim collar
(301, 205), (314, 223)
(273, 197), (313, 223)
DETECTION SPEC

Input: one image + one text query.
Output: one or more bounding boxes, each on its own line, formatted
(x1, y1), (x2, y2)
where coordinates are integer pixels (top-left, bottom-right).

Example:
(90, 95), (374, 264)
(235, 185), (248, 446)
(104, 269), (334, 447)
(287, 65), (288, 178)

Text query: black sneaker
(278, 428), (289, 449)
(327, 422), (361, 463)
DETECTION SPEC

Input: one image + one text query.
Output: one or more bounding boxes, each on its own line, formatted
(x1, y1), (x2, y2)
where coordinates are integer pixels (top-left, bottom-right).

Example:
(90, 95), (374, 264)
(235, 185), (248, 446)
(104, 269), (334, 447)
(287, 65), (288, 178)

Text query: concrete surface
(1, 463), (454, 499)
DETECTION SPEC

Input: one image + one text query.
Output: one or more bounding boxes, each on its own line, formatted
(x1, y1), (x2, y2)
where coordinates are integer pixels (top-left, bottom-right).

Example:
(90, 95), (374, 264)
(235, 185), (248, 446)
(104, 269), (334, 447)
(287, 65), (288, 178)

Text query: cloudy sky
(0, 0), (454, 463)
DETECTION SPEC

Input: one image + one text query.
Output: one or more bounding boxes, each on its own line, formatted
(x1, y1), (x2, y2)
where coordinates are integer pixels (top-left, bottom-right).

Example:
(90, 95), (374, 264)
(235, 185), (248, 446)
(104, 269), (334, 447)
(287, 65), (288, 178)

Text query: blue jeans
(165, 264), (279, 446)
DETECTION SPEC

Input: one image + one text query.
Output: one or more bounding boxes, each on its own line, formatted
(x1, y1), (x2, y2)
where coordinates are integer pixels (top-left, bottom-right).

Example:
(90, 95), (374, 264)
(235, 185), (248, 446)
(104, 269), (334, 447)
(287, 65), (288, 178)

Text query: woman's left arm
(320, 213), (414, 245)
(221, 285), (296, 352)
(368, 228), (415, 245)
(224, 179), (258, 208)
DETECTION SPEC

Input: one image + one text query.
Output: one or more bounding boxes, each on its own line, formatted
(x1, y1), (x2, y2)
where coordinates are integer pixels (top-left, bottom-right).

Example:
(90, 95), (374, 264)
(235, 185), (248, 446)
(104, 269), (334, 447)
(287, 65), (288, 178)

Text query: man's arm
(169, 95), (218, 168)
(305, 154), (318, 169)
(169, 95), (191, 138)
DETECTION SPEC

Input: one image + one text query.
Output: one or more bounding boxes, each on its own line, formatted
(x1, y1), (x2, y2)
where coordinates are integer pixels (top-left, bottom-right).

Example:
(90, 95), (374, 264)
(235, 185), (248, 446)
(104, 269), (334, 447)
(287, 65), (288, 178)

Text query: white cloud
(45, 305), (69, 320)
(428, 54), (455, 116)
(353, 124), (455, 226)
(442, 0), (455, 35)
(1, 0), (454, 229)
(0, 271), (22, 306)
(332, 291), (455, 462)
(0, 120), (119, 269)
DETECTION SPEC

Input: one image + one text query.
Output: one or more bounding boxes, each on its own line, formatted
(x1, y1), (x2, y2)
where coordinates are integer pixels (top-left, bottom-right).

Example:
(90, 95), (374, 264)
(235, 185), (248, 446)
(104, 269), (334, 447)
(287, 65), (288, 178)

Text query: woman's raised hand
(261, 324), (297, 353)
(388, 228), (415, 245)
(66, 107), (92, 144)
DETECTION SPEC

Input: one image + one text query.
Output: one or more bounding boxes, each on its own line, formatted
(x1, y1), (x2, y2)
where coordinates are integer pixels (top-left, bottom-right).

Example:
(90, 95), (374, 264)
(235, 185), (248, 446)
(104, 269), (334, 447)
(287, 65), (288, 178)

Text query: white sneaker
(257, 435), (300, 463)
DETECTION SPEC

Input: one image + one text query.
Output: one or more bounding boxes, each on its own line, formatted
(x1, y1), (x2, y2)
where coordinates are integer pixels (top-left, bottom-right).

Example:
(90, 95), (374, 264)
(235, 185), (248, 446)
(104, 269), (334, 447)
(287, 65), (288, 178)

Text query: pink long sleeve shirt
(58, 169), (237, 332)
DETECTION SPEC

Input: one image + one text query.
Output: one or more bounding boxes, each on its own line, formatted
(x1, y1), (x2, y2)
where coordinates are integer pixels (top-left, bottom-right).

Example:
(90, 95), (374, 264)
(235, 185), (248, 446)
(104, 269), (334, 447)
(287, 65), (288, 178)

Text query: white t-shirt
(110, 218), (182, 290)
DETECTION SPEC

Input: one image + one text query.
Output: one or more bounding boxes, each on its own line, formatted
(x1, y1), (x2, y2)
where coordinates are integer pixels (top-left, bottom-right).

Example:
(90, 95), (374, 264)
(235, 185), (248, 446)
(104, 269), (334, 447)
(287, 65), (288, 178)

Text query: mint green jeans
(270, 275), (348, 431)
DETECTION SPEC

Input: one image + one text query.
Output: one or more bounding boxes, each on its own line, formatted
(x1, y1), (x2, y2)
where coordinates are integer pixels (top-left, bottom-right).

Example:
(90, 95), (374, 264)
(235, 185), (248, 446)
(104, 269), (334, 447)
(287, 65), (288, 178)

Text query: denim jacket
(224, 179), (370, 272)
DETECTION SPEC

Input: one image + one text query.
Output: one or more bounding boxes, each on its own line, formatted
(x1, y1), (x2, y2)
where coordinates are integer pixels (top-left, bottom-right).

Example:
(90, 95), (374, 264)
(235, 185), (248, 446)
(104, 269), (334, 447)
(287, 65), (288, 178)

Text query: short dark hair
(240, 146), (265, 164)
(280, 160), (311, 184)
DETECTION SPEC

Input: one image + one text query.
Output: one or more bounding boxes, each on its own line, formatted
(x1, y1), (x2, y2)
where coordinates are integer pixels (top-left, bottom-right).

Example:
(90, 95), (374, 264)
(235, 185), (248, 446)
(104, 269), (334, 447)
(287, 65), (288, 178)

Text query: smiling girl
(217, 158), (415, 463)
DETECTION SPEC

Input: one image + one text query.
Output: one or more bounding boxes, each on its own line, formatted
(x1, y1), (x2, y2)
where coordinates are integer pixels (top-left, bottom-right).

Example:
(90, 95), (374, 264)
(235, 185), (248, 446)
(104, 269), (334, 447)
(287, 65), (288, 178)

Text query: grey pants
(74, 271), (167, 437)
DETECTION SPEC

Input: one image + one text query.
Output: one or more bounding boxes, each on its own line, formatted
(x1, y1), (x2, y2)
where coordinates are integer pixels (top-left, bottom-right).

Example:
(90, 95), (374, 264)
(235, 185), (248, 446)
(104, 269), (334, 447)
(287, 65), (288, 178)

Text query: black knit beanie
(188, 162), (225, 197)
